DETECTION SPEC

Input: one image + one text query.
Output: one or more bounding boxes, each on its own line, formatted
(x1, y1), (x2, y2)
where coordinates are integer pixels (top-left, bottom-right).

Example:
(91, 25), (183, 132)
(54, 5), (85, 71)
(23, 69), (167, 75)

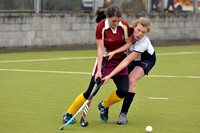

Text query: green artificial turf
(0, 46), (200, 133)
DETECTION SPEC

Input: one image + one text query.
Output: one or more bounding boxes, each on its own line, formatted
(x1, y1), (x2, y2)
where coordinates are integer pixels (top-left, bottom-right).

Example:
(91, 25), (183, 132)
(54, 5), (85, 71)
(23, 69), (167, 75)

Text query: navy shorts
(128, 60), (155, 75)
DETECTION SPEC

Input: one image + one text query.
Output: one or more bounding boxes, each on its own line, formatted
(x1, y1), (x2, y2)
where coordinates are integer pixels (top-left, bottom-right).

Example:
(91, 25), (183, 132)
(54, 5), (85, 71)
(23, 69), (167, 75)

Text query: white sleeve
(132, 36), (148, 53)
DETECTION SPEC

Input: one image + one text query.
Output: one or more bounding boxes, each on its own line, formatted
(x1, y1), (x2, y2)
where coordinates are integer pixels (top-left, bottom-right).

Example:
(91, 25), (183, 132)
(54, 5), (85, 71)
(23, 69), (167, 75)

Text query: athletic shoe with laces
(117, 112), (128, 125)
(63, 113), (76, 124)
(98, 101), (109, 122)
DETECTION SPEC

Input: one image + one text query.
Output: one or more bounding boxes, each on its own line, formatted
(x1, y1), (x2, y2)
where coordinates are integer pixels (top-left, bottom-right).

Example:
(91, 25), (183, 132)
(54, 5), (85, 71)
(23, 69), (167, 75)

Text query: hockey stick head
(81, 121), (88, 127)
(80, 115), (89, 127)
(59, 126), (64, 130)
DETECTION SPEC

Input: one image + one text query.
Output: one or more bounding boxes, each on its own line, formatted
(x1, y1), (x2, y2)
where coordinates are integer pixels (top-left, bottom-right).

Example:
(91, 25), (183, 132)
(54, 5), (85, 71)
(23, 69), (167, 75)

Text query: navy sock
(121, 92), (135, 114)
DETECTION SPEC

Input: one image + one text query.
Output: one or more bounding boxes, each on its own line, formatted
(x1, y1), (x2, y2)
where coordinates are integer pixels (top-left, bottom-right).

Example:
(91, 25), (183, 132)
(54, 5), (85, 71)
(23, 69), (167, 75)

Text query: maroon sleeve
(95, 20), (105, 40)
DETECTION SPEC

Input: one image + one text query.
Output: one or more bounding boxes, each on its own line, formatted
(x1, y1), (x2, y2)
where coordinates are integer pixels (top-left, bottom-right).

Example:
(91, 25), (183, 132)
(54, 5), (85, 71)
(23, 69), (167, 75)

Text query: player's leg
(117, 66), (144, 125)
(98, 75), (129, 122)
(63, 76), (96, 124)
(118, 58), (156, 124)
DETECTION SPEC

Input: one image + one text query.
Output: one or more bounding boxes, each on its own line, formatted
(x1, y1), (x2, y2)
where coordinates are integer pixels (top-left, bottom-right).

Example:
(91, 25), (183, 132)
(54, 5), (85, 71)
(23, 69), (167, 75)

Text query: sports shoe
(98, 101), (109, 122)
(117, 112), (128, 125)
(63, 113), (76, 124)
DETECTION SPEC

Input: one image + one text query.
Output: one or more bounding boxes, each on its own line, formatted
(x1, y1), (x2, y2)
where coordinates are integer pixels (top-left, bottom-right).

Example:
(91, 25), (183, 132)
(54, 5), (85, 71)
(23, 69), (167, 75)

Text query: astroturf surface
(0, 46), (200, 133)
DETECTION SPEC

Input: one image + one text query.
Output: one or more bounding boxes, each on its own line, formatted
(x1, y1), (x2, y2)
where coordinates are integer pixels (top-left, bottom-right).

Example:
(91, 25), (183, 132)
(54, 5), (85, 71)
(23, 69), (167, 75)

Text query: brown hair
(129, 17), (151, 32)
(96, 5), (122, 23)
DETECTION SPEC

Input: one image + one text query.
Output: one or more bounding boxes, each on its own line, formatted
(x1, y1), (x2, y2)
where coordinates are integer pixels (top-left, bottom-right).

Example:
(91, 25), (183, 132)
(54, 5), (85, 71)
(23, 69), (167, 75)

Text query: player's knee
(83, 90), (98, 99)
(83, 92), (90, 99)
(116, 89), (128, 98)
(129, 81), (136, 89)
(129, 78), (137, 87)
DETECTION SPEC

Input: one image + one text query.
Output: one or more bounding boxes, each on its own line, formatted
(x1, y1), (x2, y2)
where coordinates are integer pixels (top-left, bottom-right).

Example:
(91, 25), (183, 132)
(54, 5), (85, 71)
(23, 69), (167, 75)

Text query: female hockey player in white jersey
(102, 17), (156, 125)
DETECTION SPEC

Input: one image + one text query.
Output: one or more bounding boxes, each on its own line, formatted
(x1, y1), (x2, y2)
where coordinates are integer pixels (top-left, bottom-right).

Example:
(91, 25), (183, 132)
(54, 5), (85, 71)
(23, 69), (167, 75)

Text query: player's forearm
(96, 40), (104, 72)
(97, 53), (103, 72)
(113, 39), (132, 55)
(108, 59), (130, 78)
(108, 52), (140, 78)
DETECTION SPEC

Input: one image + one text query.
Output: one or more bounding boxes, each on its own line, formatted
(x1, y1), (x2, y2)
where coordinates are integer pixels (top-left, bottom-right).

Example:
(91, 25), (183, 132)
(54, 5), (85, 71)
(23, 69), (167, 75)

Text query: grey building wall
(0, 13), (199, 48)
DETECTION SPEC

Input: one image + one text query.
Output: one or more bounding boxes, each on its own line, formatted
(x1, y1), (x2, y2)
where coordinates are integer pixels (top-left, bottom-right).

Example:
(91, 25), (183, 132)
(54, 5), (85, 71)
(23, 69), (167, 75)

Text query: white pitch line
(0, 51), (199, 63)
(0, 68), (199, 79)
(0, 69), (91, 75)
(0, 57), (96, 63)
(148, 97), (169, 100)
(156, 51), (200, 55)
(148, 75), (200, 79)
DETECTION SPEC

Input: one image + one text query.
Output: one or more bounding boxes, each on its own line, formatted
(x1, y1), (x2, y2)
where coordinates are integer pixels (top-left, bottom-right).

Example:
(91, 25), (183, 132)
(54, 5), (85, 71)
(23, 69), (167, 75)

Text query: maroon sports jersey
(93, 19), (131, 77)
(96, 19), (131, 59)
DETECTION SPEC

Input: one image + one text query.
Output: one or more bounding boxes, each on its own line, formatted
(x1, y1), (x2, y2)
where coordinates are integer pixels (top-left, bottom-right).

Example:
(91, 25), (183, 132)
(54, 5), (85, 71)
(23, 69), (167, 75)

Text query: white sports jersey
(128, 35), (155, 61)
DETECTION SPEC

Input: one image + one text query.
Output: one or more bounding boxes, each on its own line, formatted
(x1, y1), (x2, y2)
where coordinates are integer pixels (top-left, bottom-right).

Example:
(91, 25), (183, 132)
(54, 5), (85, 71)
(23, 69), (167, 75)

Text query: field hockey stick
(59, 57), (108, 130)
(80, 57), (108, 127)
(80, 97), (93, 127)
(59, 79), (103, 130)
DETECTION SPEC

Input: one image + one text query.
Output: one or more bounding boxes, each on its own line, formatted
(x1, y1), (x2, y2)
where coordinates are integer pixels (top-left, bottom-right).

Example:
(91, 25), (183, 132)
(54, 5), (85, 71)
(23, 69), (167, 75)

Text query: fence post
(34, 0), (41, 13)
(93, 0), (98, 13)
(146, 0), (151, 13)
(160, 0), (164, 13)
(193, 0), (198, 13)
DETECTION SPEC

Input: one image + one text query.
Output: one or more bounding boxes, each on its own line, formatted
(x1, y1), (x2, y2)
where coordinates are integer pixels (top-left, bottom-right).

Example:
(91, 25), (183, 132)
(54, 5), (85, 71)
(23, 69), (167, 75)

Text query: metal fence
(0, 0), (34, 11)
(0, 0), (199, 13)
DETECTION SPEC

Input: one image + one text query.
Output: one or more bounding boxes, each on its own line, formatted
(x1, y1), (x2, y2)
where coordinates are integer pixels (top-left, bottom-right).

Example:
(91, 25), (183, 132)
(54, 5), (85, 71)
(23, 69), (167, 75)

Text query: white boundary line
(0, 69), (91, 75)
(148, 75), (200, 79)
(0, 68), (199, 79)
(0, 51), (199, 78)
(0, 51), (199, 63)
(148, 97), (169, 100)
(157, 51), (200, 55)
(0, 57), (96, 63)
